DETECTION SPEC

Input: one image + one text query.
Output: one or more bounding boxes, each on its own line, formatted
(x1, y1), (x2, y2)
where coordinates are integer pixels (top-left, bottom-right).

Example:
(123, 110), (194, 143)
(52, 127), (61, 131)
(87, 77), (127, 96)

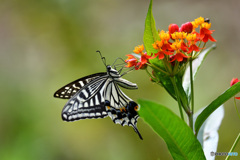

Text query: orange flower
(180, 41), (188, 52)
(170, 52), (190, 62)
(200, 23), (216, 43)
(152, 40), (173, 59)
(162, 43), (173, 51)
(173, 32), (187, 39)
(133, 44), (144, 54)
(159, 30), (173, 51)
(170, 41), (181, 51)
(191, 31), (201, 42)
(159, 30), (170, 41)
(136, 52), (153, 70)
(170, 41), (190, 62)
(200, 28), (216, 43)
(186, 33), (200, 53)
(129, 44), (155, 69)
(171, 32), (188, 52)
(188, 44), (200, 53)
(152, 40), (163, 50)
(125, 54), (138, 68)
(191, 17), (205, 31)
(154, 51), (165, 59)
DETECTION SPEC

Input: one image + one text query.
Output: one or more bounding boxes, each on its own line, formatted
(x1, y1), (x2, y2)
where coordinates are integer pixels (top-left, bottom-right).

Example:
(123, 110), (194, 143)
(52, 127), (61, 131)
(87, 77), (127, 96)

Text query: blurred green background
(0, 0), (240, 159)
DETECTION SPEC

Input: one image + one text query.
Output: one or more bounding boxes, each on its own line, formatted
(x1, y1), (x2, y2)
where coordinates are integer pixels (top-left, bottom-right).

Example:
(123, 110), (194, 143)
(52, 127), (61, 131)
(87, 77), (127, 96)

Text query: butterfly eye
(134, 105), (139, 111)
(107, 65), (111, 71)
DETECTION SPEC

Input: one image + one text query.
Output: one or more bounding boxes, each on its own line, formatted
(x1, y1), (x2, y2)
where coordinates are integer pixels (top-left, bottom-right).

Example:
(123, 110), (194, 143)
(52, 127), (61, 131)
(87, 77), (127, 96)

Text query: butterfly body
(54, 65), (142, 140)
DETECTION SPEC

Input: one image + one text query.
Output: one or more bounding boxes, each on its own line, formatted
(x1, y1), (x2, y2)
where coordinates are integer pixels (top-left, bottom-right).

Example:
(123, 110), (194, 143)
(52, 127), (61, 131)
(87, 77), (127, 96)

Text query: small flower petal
(133, 44), (144, 54)
(200, 28), (216, 43)
(188, 44), (200, 53)
(125, 54), (138, 68)
(170, 52), (190, 62)
(230, 78), (240, 86)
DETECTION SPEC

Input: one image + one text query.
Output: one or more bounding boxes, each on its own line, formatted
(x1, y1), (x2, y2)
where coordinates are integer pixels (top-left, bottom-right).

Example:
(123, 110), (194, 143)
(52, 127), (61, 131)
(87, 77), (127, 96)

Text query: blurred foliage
(0, 0), (240, 160)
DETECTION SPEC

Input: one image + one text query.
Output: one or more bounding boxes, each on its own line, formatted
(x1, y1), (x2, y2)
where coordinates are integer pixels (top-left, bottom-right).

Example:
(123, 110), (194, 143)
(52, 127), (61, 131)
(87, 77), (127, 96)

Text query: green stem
(225, 133), (240, 160)
(188, 111), (193, 130)
(189, 57), (194, 111)
(170, 76), (184, 121)
(234, 98), (240, 119)
(176, 62), (188, 75)
(187, 52), (194, 130)
(145, 68), (157, 81)
(173, 61), (179, 75)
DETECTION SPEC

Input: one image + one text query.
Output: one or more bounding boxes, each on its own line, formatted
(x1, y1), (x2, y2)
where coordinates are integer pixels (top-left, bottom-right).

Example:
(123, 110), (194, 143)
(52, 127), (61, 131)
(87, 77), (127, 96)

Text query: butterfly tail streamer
(132, 123), (143, 140)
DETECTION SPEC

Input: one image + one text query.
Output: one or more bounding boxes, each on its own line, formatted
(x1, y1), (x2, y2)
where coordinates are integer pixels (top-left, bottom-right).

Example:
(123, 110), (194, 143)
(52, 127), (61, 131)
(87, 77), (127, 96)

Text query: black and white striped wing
(61, 75), (109, 121)
(104, 80), (142, 139)
(54, 72), (107, 99)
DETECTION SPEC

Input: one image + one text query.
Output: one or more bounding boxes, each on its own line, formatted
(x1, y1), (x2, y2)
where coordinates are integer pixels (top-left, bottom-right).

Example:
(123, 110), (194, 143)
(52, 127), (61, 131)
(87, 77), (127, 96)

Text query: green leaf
(142, 0), (189, 103)
(182, 44), (216, 102)
(195, 82), (240, 135)
(143, 0), (159, 56)
(142, 0), (189, 109)
(143, 0), (178, 100)
(138, 99), (206, 160)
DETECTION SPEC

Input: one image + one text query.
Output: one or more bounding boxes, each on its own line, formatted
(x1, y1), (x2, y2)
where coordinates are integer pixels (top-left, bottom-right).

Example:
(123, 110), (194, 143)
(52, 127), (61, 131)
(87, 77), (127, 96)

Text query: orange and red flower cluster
(125, 17), (216, 70)
(126, 44), (153, 70)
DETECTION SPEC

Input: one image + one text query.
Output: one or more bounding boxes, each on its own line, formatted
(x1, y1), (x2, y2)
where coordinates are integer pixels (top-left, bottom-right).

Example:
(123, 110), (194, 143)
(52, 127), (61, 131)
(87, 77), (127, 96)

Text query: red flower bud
(168, 24), (179, 34)
(230, 78), (240, 86)
(230, 78), (240, 100)
(179, 22), (193, 33)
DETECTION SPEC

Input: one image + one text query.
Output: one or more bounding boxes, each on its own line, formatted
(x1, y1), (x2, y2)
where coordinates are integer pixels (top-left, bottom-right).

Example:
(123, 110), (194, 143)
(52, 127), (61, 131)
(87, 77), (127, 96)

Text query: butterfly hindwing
(104, 80), (142, 139)
(54, 72), (107, 99)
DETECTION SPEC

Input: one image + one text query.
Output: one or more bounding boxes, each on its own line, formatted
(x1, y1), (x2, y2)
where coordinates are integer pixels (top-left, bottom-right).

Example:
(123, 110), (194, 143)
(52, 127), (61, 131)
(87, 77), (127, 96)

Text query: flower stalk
(189, 56), (194, 130)
(170, 76), (185, 120)
(226, 133), (240, 160)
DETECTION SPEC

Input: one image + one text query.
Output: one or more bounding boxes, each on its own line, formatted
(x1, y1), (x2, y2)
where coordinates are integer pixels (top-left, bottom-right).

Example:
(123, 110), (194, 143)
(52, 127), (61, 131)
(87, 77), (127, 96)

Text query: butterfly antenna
(96, 50), (107, 67)
(112, 57), (126, 67)
(113, 62), (127, 73)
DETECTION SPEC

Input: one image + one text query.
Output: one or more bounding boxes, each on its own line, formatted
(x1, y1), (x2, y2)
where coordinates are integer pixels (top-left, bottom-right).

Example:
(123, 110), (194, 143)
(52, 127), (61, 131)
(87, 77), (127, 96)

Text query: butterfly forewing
(61, 75), (109, 121)
(54, 72), (107, 99)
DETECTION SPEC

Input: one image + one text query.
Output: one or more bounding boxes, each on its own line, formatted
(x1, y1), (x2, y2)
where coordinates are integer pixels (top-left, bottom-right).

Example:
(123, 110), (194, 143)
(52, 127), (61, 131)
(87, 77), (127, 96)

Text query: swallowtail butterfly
(54, 51), (143, 140)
